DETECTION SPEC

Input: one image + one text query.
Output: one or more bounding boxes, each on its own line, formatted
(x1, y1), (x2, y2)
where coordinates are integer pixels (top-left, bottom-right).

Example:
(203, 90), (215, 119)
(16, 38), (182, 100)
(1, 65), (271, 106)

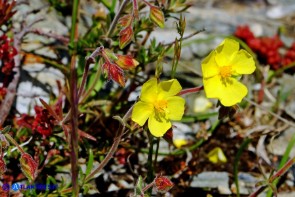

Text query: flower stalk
(178, 86), (204, 96)
(84, 106), (133, 183)
(69, 0), (80, 195)
(146, 132), (155, 194)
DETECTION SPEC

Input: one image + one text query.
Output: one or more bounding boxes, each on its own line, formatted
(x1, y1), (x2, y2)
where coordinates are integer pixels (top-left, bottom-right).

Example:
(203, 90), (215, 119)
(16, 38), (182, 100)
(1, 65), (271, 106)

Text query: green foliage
(1, 0), (293, 196)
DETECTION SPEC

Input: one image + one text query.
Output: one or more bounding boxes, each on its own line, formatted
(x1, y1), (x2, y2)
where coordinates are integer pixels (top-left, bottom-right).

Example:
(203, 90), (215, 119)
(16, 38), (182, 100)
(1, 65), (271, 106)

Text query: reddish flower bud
(115, 54), (139, 70)
(119, 25), (133, 49)
(118, 14), (133, 28)
(102, 62), (126, 87)
(163, 128), (173, 145)
(0, 158), (6, 176)
(150, 6), (165, 28)
(109, 63), (125, 87)
(19, 153), (38, 182)
(154, 176), (174, 193)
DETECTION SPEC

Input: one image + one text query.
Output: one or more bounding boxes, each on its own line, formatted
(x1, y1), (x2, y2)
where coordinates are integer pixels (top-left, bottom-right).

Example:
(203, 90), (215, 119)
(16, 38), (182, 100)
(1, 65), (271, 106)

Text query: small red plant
(0, 35), (17, 75)
(154, 176), (174, 193)
(17, 105), (57, 137)
(234, 25), (295, 71)
(0, 35), (17, 104)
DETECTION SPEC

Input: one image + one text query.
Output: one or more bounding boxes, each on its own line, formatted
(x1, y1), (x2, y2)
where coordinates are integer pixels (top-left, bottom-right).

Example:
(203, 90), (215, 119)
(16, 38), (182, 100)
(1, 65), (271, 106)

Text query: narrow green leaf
(233, 138), (251, 197)
(85, 149), (94, 178)
(0, 125), (11, 134)
(135, 175), (143, 195)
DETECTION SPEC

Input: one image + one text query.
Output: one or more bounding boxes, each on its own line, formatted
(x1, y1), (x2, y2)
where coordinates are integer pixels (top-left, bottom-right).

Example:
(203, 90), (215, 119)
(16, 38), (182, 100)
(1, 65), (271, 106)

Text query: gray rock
(191, 171), (231, 194)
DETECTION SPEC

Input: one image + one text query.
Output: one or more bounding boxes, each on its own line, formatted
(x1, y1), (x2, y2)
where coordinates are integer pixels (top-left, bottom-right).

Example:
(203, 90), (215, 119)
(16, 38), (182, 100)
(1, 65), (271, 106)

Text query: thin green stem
(233, 138), (251, 197)
(171, 38), (180, 79)
(163, 29), (206, 46)
(101, 0), (111, 10)
(110, 0), (117, 13)
(146, 133), (155, 193)
(153, 138), (160, 172)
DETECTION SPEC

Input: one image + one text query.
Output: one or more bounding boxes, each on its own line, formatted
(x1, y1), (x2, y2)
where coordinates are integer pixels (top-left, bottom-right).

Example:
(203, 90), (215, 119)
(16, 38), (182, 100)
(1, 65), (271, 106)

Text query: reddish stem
(249, 156), (295, 197)
(77, 46), (103, 100)
(132, 0), (139, 19)
(84, 106), (133, 183)
(141, 182), (155, 196)
(178, 86), (204, 96)
(30, 29), (69, 44)
(269, 157), (295, 183)
(39, 98), (61, 121)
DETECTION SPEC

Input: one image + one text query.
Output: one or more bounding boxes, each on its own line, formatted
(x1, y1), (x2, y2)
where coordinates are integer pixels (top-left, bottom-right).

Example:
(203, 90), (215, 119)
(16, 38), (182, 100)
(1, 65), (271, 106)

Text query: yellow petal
(201, 50), (219, 78)
(166, 96), (185, 120)
(173, 139), (188, 148)
(131, 101), (154, 126)
(158, 79), (182, 99)
(219, 79), (248, 106)
(148, 112), (171, 137)
(203, 75), (223, 99)
(231, 50), (256, 74)
(215, 38), (239, 66)
(140, 78), (158, 103)
(207, 147), (227, 164)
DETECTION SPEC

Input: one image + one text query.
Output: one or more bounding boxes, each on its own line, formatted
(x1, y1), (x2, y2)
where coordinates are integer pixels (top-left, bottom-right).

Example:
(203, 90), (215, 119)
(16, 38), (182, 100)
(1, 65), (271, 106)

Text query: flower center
(154, 99), (169, 122)
(219, 66), (232, 79)
(154, 100), (168, 113)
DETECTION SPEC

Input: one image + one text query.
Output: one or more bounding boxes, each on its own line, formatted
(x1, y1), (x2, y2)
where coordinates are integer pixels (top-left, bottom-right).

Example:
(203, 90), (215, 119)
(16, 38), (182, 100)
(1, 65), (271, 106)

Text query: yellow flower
(201, 38), (255, 106)
(207, 147), (227, 164)
(131, 78), (185, 137)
